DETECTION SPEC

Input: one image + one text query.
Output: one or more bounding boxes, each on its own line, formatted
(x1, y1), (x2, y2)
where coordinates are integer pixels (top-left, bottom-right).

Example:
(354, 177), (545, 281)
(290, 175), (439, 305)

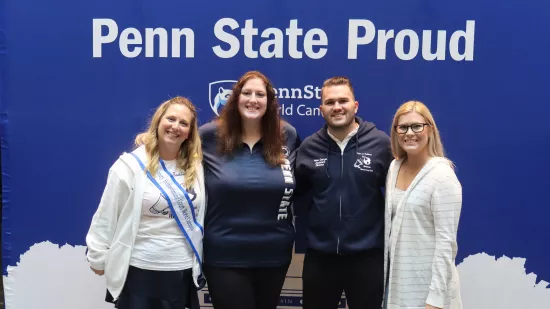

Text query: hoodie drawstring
(325, 141), (331, 178)
(325, 132), (360, 178)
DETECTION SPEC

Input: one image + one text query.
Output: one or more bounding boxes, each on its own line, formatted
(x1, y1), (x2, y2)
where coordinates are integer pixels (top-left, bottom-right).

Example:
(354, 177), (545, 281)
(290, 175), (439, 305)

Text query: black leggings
(203, 263), (290, 309)
(302, 248), (384, 309)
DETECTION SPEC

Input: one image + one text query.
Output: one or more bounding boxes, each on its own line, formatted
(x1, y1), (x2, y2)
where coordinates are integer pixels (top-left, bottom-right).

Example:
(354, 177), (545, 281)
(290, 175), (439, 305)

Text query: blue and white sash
(130, 153), (204, 275)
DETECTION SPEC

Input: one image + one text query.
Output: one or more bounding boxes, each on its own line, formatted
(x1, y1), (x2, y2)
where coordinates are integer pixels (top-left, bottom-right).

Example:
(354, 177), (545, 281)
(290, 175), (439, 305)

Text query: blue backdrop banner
(1, 0), (550, 308)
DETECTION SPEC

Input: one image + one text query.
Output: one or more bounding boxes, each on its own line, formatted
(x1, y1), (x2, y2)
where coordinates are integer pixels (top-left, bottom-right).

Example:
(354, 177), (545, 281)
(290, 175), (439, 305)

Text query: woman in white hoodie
(383, 101), (463, 309)
(86, 96), (206, 309)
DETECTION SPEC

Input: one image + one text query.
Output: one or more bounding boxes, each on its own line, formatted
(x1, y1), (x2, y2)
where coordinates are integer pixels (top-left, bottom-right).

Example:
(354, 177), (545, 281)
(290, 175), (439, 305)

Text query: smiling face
(320, 84), (358, 130)
(396, 111), (431, 157)
(157, 104), (192, 152)
(238, 77), (268, 123)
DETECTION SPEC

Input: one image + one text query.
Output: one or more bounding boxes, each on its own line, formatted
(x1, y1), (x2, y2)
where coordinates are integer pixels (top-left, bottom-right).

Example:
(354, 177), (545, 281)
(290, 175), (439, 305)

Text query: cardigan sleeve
(426, 169), (462, 308)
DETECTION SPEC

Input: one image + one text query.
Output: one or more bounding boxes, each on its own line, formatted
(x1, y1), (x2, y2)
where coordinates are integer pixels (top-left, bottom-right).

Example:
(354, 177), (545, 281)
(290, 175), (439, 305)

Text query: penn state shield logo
(282, 146), (290, 157)
(209, 80), (237, 116)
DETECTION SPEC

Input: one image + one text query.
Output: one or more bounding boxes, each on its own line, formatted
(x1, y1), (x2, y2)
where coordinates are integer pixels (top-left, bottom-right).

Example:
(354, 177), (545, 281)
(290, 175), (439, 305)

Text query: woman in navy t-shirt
(199, 71), (300, 309)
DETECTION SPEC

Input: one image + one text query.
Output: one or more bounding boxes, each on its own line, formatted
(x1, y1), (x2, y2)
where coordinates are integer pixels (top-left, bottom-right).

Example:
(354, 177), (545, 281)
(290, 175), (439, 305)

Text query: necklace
(403, 160), (423, 175)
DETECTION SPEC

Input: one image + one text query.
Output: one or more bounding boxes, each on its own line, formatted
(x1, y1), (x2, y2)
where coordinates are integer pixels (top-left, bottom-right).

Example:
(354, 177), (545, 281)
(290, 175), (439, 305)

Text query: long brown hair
(135, 96), (203, 189)
(216, 71), (284, 166)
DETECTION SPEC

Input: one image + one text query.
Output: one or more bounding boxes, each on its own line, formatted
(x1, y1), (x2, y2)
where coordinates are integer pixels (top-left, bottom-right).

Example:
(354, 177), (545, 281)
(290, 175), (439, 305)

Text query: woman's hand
(90, 267), (104, 276)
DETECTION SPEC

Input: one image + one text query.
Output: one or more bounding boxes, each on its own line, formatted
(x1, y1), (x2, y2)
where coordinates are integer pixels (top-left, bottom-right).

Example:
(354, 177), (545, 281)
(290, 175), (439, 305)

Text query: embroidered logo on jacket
(354, 153), (374, 172)
(314, 158), (327, 167)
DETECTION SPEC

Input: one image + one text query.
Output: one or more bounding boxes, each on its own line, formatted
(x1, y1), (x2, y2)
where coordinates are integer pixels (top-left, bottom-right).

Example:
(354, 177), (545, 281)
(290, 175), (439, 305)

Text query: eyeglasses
(394, 123), (429, 134)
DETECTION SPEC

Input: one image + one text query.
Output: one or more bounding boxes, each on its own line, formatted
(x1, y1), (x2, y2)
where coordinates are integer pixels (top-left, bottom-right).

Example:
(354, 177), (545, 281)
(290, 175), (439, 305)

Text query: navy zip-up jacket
(295, 116), (392, 254)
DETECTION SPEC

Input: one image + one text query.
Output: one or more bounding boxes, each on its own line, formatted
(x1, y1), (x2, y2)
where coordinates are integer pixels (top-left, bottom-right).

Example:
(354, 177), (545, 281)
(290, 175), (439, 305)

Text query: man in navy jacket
(295, 76), (392, 309)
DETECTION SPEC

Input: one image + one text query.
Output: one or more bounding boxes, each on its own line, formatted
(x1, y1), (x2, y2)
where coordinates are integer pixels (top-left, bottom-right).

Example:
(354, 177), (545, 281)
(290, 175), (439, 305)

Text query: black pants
(302, 248), (383, 309)
(203, 263), (290, 309)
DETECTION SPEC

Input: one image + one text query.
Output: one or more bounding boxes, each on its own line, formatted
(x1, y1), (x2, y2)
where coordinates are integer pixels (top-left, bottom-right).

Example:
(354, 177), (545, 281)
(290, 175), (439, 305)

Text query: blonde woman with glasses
(383, 101), (463, 309)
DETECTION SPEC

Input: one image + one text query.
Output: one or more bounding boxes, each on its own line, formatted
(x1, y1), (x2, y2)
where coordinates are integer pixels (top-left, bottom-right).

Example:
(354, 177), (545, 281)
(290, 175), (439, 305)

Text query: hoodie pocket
(307, 212), (335, 244)
(311, 167), (331, 190)
(105, 241), (132, 291)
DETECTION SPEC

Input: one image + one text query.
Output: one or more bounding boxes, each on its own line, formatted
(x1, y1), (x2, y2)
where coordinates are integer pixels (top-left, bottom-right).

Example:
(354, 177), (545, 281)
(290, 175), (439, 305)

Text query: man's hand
(90, 267), (104, 276)
(426, 305), (442, 309)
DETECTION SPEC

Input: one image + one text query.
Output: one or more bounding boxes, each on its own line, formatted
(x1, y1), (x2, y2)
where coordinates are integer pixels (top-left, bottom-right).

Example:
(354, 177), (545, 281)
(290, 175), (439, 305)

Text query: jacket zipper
(337, 148), (344, 254)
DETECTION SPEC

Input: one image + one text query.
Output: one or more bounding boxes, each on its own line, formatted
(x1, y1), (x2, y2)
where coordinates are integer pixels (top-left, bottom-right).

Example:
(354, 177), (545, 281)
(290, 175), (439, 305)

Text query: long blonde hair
(390, 100), (454, 168)
(134, 96), (203, 189)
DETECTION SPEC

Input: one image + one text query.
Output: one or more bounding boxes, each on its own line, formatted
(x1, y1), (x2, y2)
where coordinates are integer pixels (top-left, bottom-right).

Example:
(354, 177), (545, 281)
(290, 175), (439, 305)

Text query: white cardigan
(85, 145), (206, 301)
(383, 157), (463, 309)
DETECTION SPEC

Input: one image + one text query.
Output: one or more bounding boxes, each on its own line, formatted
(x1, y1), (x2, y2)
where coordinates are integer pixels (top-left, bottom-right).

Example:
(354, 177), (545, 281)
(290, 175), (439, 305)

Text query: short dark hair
(321, 76), (355, 101)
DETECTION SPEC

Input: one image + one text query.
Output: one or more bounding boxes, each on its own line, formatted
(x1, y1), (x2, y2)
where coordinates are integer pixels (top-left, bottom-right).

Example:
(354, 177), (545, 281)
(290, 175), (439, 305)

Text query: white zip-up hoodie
(85, 145), (206, 301)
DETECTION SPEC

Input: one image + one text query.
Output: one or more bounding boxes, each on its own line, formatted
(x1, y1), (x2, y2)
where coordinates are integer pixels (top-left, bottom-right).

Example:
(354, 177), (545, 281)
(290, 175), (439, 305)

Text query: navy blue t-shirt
(198, 121), (300, 267)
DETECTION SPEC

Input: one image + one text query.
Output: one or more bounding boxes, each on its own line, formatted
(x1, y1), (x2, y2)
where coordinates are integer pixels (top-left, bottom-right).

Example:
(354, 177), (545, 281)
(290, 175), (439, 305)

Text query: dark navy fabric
(295, 117), (392, 254)
(105, 266), (199, 309)
(199, 121), (300, 267)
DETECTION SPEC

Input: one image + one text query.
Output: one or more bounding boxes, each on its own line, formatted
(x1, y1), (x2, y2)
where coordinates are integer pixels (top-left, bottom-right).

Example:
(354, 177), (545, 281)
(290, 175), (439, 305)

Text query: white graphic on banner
(208, 80), (237, 115)
(458, 253), (550, 308)
(3, 241), (114, 309)
(3, 241), (550, 309)
(92, 18), (475, 61)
